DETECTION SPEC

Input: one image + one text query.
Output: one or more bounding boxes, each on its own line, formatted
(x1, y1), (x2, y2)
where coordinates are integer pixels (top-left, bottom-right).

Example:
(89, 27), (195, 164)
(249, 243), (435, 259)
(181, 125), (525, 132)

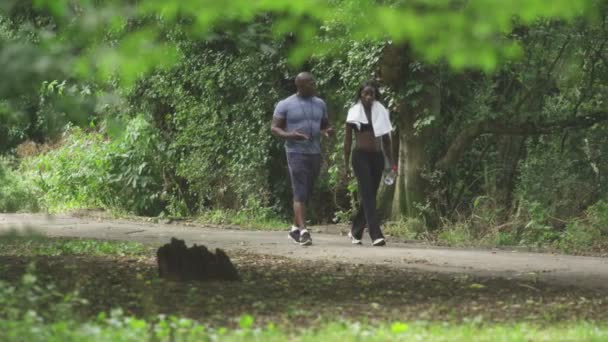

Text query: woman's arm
(344, 123), (353, 171)
(382, 133), (395, 169)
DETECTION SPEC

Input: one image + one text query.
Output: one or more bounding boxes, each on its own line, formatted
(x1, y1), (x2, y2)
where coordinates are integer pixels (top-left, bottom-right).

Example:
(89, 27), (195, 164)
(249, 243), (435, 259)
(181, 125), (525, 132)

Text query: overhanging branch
(435, 111), (608, 170)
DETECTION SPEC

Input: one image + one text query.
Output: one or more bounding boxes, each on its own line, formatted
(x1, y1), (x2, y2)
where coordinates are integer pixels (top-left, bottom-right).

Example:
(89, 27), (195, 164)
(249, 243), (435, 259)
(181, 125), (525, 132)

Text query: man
(271, 72), (334, 246)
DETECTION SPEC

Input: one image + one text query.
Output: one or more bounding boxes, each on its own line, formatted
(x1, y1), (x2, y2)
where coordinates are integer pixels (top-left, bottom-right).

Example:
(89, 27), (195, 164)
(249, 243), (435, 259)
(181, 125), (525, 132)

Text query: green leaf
(391, 322), (409, 333)
(239, 314), (254, 329)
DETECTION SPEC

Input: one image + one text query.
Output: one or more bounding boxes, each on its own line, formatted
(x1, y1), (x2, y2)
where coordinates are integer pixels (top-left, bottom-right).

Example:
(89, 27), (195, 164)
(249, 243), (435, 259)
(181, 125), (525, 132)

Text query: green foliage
(559, 200), (608, 252)
(104, 116), (167, 216)
(3, 1), (608, 254)
(23, 116), (166, 215)
(0, 263), (87, 323)
(0, 157), (39, 212)
(0, 103), (29, 153)
(425, 17), (608, 250)
(1, 253), (608, 340)
(156, 46), (285, 214)
(17, 29), (384, 221)
(0, 10), (107, 153)
(122, 28), (291, 215)
(0, 232), (148, 257)
(19, 0), (597, 84)
(438, 222), (480, 247)
(436, 198), (608, 251)
(516, 201), (561, 247)
(2, 262), (608, 339)
(1, 310), (607, 342)
(517, 129), (608, 219)
(196, 207), (288, 231)
(0, 234), (607, 340)
(436, 196), (504, 247)
(123, 28), (381, 221)
(22, 127), (111, 211)
(384, 218), (427, 240)
(0, 12), (68, 97)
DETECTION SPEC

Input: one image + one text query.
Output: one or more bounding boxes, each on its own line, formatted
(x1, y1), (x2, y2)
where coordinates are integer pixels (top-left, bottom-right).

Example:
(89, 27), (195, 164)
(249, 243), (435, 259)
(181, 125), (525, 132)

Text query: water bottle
(384, 165), (397, 186)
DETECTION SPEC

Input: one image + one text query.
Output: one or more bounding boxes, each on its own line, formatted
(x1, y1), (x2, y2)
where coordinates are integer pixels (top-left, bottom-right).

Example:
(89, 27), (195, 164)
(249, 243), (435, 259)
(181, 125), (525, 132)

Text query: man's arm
(271, 117), (308, 140)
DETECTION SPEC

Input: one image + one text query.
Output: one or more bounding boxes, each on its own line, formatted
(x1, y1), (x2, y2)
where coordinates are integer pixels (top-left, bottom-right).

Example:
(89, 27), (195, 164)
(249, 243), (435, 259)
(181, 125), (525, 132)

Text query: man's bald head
(295, 72), (314, 82)
(295, 72), (316, 98)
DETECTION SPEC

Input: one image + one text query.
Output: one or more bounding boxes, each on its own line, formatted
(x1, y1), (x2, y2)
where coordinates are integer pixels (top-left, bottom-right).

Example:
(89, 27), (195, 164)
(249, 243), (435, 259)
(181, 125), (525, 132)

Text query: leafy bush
(104, 116), (167, 216)
(438, 200), (565, 248)
(22, 127), (112, 211)
(436, 199), (608, 252)
(559, 200), (608, 252)
(124, 27), (384, 222)
(517, 130), (608, 221)
(22, 116), (166, 216)
(515, 201), (561, 247)
(436, 196), (505, 247)
(0, 157), (39, 212)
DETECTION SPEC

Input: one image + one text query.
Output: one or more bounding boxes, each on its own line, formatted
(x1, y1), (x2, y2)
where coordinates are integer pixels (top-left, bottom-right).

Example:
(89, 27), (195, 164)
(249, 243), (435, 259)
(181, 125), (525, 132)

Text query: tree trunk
(377, 44), (440, 221)
(493, 135), (527, 220)
(157, 238), (239, 282)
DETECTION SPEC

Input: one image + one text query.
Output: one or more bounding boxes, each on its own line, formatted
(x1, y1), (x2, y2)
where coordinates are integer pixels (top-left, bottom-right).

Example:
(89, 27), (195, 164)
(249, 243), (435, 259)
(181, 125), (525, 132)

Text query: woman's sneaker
(348, 232), (362, 245)
(372, 238), (386, 246)
(299, 229), (312, 246)
(288, 226), (300, 244)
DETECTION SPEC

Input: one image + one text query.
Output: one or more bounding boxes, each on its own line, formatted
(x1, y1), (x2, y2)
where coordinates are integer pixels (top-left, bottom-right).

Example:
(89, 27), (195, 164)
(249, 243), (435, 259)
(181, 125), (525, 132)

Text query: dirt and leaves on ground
(0, 234), (606, 331)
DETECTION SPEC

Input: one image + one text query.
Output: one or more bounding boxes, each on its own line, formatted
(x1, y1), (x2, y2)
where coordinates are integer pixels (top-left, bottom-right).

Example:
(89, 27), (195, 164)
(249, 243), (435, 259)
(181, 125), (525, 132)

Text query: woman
(344, 81), (396, 246)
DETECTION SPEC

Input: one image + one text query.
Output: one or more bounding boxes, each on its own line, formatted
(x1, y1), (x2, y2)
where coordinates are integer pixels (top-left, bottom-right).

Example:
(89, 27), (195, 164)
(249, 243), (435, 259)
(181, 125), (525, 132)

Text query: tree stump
(157, 238), (239, 281)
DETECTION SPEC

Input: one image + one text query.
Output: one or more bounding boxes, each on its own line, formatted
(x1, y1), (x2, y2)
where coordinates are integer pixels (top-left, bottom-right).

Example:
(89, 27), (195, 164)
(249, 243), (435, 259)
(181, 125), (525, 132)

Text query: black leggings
(351, 149), (385, 240)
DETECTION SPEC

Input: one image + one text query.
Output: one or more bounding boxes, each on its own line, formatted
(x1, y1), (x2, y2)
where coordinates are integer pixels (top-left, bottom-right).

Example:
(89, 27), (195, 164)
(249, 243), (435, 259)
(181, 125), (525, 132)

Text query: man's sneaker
(348, 232), (362, 245)
(288, 226), (300, 244)
(372, 238), (386, 246)
(299, 229), (312, 246)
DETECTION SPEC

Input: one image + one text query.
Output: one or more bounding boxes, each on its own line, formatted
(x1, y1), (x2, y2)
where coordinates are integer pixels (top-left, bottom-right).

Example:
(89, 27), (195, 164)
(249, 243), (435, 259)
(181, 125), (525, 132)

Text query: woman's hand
(342, 165), (352, 182)
(322, 127), (335, 138)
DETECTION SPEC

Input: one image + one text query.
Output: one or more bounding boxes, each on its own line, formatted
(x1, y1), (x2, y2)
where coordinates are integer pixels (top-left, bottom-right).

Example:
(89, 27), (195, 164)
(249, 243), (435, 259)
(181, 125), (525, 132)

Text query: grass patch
(432, 199), (608, 255)
(196, 209), (289, 230)
(0, 230), (149, 257)
(384, 218), (429, 240)
(1, 240), (606, 326)
(1, 316), (606, 341)
(0, 235), (607, 341)
(0, 157), (39, 213)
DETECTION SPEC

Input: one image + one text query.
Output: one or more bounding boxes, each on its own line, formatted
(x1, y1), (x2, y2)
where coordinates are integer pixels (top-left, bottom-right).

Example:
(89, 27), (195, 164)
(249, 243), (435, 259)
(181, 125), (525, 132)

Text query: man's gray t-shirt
(273, 94), (327, 154)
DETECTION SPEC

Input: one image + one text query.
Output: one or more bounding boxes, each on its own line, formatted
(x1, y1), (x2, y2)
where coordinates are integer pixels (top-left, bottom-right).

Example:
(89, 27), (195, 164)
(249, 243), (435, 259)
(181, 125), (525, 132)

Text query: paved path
(1, 213), (607, 290)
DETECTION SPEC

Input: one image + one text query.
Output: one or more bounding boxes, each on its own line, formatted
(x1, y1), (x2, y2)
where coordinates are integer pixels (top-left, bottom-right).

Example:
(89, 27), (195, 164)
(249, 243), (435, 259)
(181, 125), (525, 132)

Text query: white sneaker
(299, 229), (312, 246)
(288, 226), (300, 244)
(348, 232), (362, 245)
(372, 238), (386, 246)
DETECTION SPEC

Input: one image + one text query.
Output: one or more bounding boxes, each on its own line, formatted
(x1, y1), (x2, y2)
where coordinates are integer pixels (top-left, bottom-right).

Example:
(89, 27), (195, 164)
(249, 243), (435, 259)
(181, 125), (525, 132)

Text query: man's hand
(289, 131), (309, 140)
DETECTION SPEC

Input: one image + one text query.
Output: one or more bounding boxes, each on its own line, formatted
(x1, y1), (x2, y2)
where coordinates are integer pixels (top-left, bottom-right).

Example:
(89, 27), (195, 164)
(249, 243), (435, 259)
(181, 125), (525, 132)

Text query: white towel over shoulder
(346, 100), (393, 137)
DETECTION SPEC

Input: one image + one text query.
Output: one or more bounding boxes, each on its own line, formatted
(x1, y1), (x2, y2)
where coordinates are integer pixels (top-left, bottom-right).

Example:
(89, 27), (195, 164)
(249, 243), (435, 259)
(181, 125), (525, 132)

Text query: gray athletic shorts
(286, 152), (321, 202)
